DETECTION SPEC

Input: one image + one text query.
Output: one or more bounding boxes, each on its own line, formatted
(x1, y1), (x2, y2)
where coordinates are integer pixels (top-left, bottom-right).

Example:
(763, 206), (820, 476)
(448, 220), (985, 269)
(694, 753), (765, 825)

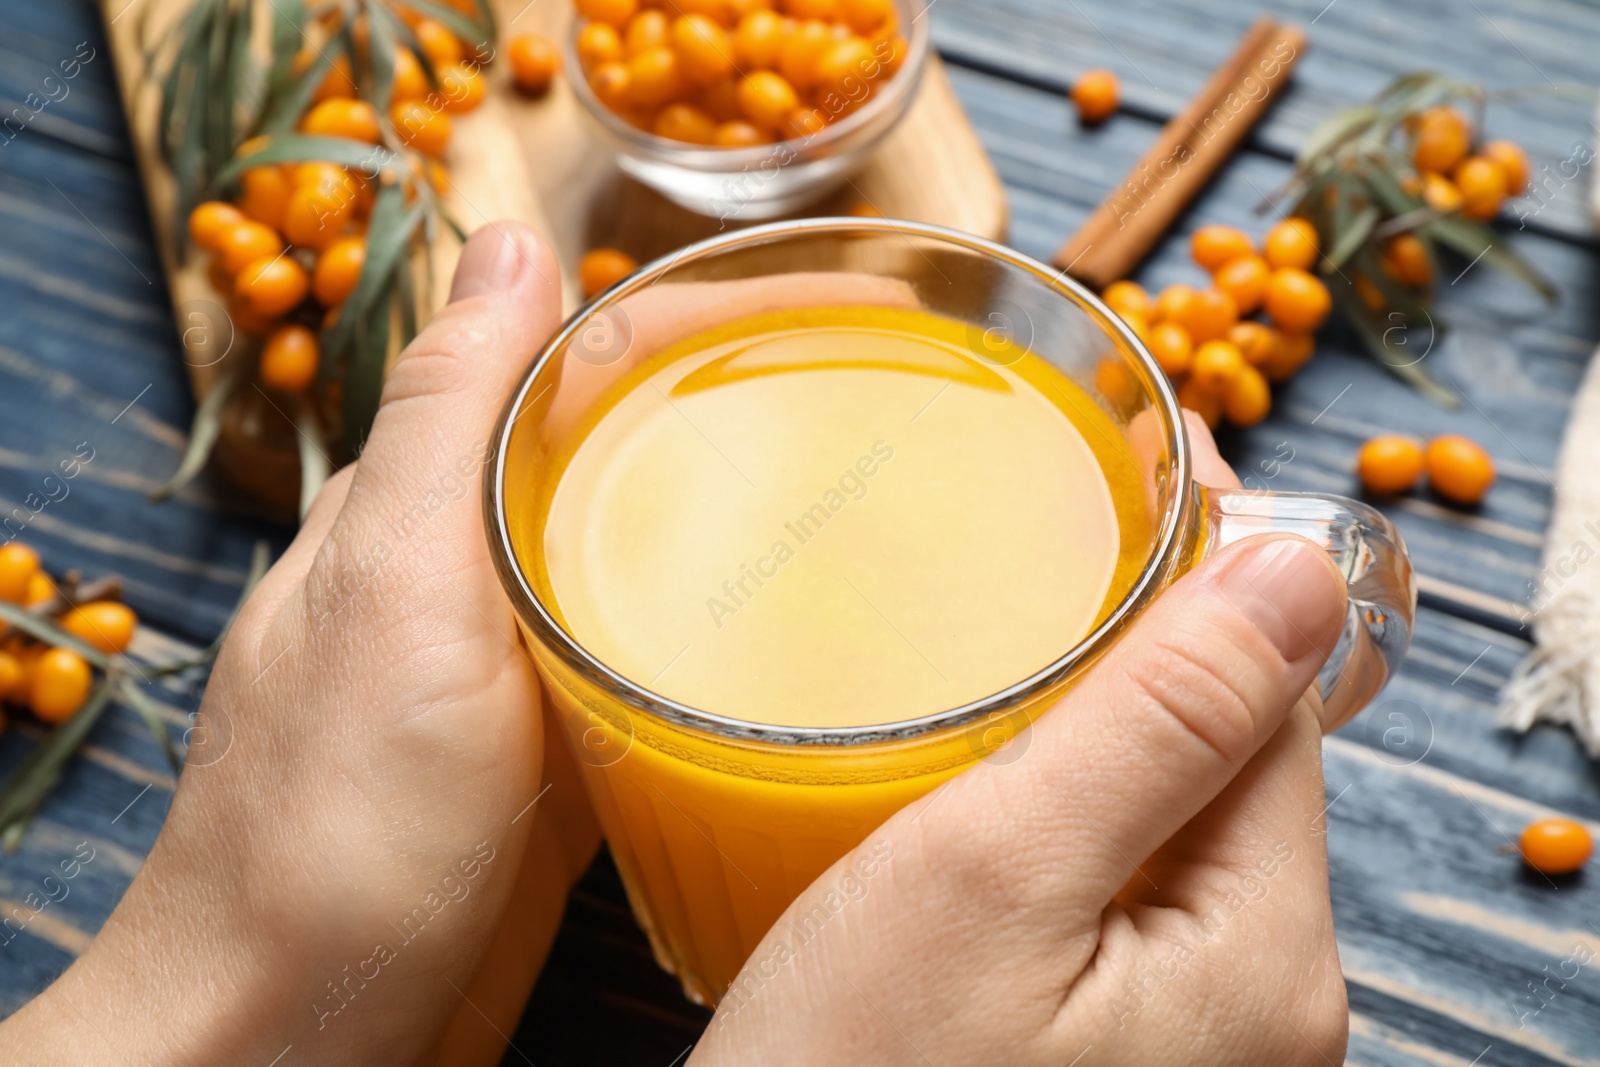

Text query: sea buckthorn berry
(61, 601), (137, 654)
(1223, 364), (1270, 427)
(839, 0), (891, 34)
(1382, 233), (1432, 288)
(1094, 357), (1140, 411)
(778, 19), (833, 90)
(30, 647), (92, 725)
(579, 248), (639, 298)
(629, 46), (684, 106)
(1483, 139), (1529, 197)
(392, 100), (452, 155)
(1147, 320), (1192, 377)
(0, 543), (40, 603)
(784, 0), (836, 17)
(238, 165), (292, 230)
(578, 0), (640, 27)
(1227, 321), (1278, 366)
(1176, 377), (1222, 430)
(311, 53), (356, 102)
(590, 62), (632, 109)
(673, 0), (738, 24)
(1356, 435), (1425, 495)
(779, 105), (827, 140)
(302, 98), (381, 142)
(509, 33), (561, 93)
(737, 70), (799, 128)
(24, 571), (55, 607)
(1353, 273), (1385, 313)
(713, 119), (770, 146)
(188, 201), (244, 252)
(1519, 817), (1593, 875)
(625, 10), (670, 56)
(1118, 312), (1149, 344)
(1412, 106), (1470, 174)
(1264, 268), (1331, 332)
(1454, 155), (1507, 221)
(438, 62), (486, 112)
(1425, 434), (1495, 505)
(1070, 68), (1119, 125)
(260, 324), (320, 391)
(1154, 284), (1196, 324)
(414, 17), (466, 64)
(1423, 171), (1462, 213)
(0, 651), (20, 702)
(1213, 253), (1270, 315)
(235, 255), (309, 317)
(815, 36), (880, 111)
(1190, 225), (1255, 272)
(313, 235), (366, 306)
(671, 14), (736, 83)
(698, 76), (743, 121)
(733, 9), (785, 68)
(392, 47), (429, 100)
(578, 21), (624, 69)
(878, 34), (907, 77)
(655, 102), (718, 142)
(1262, 217), (1318, 271)
(229, 295), (277, 335)
(1102, 281), (1153, 322)
(1189, 340), (1244, 394)
(283, 186), (354, 250)
(1172, 287), (1237, 344)
(218, 220), (283, 275)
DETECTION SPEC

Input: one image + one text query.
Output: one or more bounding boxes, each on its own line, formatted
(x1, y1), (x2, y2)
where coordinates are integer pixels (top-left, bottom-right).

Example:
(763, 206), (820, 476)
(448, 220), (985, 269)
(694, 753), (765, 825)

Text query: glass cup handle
(1196, 486), (1418, 729)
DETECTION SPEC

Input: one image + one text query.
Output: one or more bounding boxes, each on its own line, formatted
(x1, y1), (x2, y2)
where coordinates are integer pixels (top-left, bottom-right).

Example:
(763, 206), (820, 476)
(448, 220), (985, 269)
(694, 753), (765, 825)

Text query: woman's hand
(2, 222), (598, 1066)
(691, 421), (1352, 1067)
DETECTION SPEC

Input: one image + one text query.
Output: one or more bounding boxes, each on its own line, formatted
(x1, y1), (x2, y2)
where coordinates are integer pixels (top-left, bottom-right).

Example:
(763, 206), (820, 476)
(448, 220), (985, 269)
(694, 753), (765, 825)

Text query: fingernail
(449, 227), (526, 303)
(1214, 537), (1347, 662)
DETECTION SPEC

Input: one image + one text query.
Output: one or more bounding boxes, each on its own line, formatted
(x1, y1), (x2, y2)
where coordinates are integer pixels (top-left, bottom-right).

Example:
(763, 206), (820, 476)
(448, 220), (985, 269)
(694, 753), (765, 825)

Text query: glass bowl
(562, 0), (930, 220)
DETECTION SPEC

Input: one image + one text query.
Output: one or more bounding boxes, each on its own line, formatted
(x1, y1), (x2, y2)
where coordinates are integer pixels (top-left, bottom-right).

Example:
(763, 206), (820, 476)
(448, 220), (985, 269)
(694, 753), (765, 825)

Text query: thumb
(926, 534), (1346, 913)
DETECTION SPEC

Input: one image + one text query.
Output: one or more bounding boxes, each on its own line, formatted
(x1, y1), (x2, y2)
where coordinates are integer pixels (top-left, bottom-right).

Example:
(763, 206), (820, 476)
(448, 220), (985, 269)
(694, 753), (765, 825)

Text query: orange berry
(24, 571), (55, 609)
(60, 601), (138, 654)
(313, 236), (366, 306)
(577, 0), (639, 27)
(283, 190), (354, 252)
(1227, 321), (1278, 366)
(1423, 171), (1463, 213)
(1190, 225), (1255, 273)
(697, 75), (743, 121)
(1353, 273), (1386, 313)
(713, 119), (772, 146)
(1264, 268), (1331, 332)
(392, 47), (429, 100)
(30, 648), (92, 725)
(1482, 139), (1529, 197)
(878, 34), (907, 77)
(1102, 280), (1153, 322)
(509, 33), (561, 93)
(1222, 364), (1270, 427)
(0, 651), (20, 703)
(671, 14), (736, 83)
(590, 62), (632, 110)
(391, 100), (451, 155)
(814, 36), (881, 111)
(238, 165), (292, 230)
(1356, 435), (1425, 495)
(737, 70), (799, 128)
(0, 543), (40, 603)
(302, 98), (381, 142)
(1176, 376), (1222, 431)
(1412, 106), (1470, 174)
(217, 220), (283, 275)
(1453, 155), (1507, 221)
(625, 10), (670, 56)
(838, 0), (891, 34)
(778, 19), (833, 90)
(783, 0), (837, 17)
(311, 53), (357, 102)
(1260, 331), (1313, 383)
(1519, 817), (1592, 875)
(628, 46), (683, 107)
(1262, 217), (1318, 271)
(1146, 320), (1192, 377)
(235, 255), (309, 317)
(1425, 435), (1495, 505)
(654, 102), (717, 142)
(414, 18), (465, 65)
(438, 62), (486, 113)
(1213, 253), (1270, 315)
(1382, 233), (1432, 288)
(259, 324), (320, 392)
(1154, 284), (1195, 324)
(1070, 68), (1119, 125)
(188, 201), (244, 252)
(779, 105), (827, 140)
(578, 22), (625, 70)
(733, 9), (785, 68)
(1171, 287), (1237, 344)
(1189, 340), (1244, 394)
(579, 248), (638, 298)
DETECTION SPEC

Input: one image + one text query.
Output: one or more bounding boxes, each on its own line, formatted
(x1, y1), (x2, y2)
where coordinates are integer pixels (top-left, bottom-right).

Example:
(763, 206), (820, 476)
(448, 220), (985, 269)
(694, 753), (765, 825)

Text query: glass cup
(485, 218), (1416, 1006)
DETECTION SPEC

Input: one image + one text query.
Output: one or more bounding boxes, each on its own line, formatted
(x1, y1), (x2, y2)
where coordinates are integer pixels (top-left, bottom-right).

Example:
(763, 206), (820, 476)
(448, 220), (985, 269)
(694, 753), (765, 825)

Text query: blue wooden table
(3, 1), (1598, 1063)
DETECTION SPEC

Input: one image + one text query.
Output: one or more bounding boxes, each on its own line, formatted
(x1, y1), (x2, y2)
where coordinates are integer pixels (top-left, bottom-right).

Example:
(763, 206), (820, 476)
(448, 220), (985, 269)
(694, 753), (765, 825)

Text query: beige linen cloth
(1497, 159), (1600, 755)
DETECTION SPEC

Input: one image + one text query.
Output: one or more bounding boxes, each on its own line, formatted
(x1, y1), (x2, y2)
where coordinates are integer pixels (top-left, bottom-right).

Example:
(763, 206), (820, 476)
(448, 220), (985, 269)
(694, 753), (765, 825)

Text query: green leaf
(323, 181), (422, 361)
(117, 679), (181, 775)
(0, 683), (116, 850)
(1296, 104), (1377, 168)
(366, 0), (401, 115)
(259, 42), (339, 136)
(1423, 216), (1559, 303)
(0, 603), (115, 670)
(403, 0), (495, 51)
(1324, 202), (1380, 272)
(215, 134), (397, 184)
(151, 355), (246, 503)
(1330, 277), (1458, 407)
(267, 0), (307, 98)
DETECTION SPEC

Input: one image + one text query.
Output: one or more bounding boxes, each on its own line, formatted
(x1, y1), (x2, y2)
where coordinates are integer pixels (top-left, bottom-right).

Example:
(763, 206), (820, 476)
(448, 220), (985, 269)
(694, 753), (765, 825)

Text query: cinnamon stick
(1053, 17), (1306, 290)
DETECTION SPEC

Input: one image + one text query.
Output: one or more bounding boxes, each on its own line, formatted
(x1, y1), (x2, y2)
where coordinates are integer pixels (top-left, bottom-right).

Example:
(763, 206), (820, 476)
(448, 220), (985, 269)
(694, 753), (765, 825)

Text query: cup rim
(485, 217), (1193, 747)
(561, 0), (932, 167)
